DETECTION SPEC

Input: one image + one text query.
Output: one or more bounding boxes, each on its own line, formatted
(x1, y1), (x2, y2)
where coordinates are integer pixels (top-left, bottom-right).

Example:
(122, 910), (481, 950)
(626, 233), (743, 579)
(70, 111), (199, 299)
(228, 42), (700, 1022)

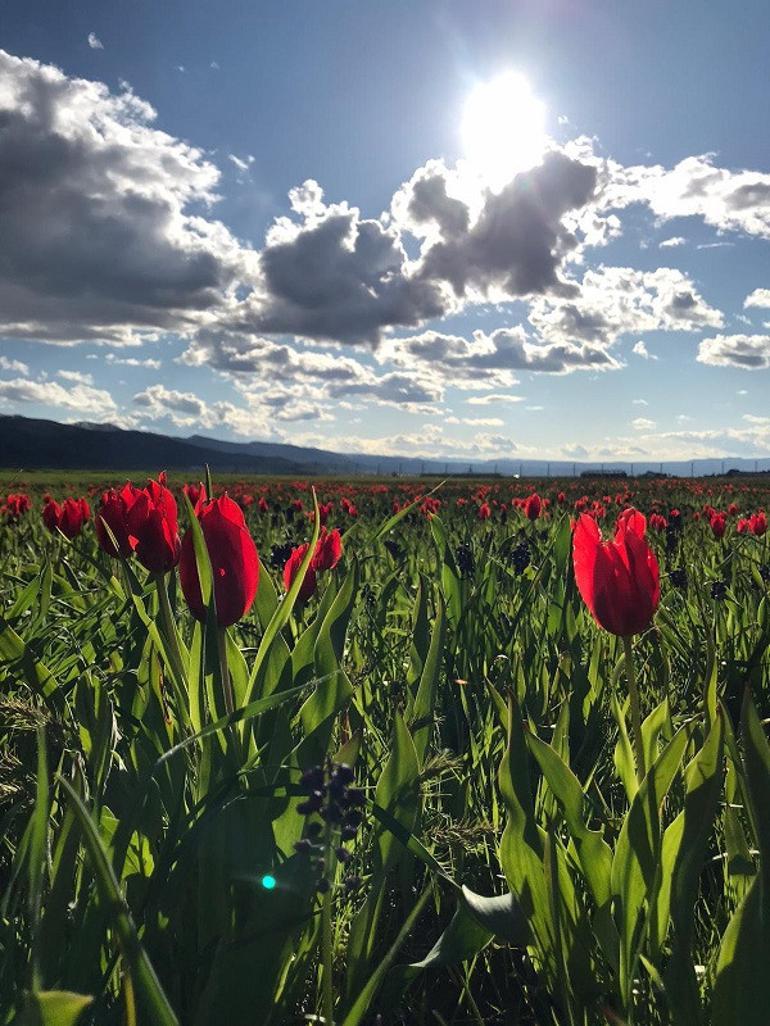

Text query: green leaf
(58, 779), (179, 1026)
(712, 693), (770, 1026)
(460, 885), (530, 945)
(411, 591), (445, 765)
(21, 991), (93, 1026)
(527, 730), (613, 908)
(661, 713), (724, 1022)
(497, 695), (554, 972)
(611, 724), (691, 1006)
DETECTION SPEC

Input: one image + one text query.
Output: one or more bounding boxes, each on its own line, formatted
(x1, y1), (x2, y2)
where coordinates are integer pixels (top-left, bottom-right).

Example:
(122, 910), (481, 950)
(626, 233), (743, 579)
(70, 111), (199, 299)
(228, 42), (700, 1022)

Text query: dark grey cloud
(239, 208), (447, 344)
(414, 153), (597, 300)
(224, 153), (598, 348)
(0, 50), (246, 344)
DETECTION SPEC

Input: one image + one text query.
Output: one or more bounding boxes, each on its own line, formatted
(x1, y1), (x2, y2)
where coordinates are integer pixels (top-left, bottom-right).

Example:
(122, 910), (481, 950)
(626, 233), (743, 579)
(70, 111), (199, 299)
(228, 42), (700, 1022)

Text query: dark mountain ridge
(1, 413), (769, 478)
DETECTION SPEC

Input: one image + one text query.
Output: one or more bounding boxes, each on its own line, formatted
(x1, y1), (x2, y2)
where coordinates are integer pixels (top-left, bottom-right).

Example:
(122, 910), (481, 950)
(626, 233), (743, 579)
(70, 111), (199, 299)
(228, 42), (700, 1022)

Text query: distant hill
(1, 413), (769, 478)
(0, 415), (316, 474)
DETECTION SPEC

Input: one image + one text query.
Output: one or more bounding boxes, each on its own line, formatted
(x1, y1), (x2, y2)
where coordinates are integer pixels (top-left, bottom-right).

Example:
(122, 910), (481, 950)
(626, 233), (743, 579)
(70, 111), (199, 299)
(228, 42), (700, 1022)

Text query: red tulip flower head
(179, 495), (259, 627)
(750, 511), (767, 537)
(43, 497), (89, 539)
(709, 513), (727, 540)
(283, 543), (317, 602)
(572, 508), (660, 637)
(283, 527), (343, 601)
(313, 527), (343, 571)
(96, 483), (141, 558)
(523, 493), (542, 521)
(126, 474), (181, 573)
(183, 482), (206, 507)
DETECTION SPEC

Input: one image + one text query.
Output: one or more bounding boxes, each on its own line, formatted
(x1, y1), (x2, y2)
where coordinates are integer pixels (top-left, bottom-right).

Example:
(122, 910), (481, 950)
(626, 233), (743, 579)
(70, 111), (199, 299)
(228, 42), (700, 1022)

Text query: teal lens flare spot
(261, 874), (277, 890)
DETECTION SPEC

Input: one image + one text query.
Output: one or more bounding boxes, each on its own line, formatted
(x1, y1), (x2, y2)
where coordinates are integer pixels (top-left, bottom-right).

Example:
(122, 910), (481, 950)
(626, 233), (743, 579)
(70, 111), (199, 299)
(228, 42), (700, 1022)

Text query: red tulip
(96, 482), (141, 558)
(523, 493), (542, 521)
(283, 528), (344, 601)
(572, 508), (660, 636)
(750, 511), (767, 537)
(478, 502), (492, 520)
(709, 513), (727, 540)
(126, 475), (181, 573)
(183, 482), (206, 507)
(42, 499), (59, 534)
(179, 495), (259, 627)
(43, 497), (89, 539)
(313, 528), (343, 571)
(283, 543), (317, 602)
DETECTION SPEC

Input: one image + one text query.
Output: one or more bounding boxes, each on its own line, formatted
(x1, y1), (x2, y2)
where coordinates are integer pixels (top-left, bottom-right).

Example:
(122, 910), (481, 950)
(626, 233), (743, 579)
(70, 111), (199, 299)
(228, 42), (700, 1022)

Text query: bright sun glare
(461, 71), (548, 190)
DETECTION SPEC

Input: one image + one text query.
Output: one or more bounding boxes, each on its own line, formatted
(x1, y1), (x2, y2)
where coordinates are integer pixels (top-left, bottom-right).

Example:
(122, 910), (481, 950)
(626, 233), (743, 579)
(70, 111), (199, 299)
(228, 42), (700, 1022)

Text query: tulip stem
(321, 818), (335, 1026)
(155, 574), (187, 693)
(216, 625), (235, 717)
(623, 635), (645, 783)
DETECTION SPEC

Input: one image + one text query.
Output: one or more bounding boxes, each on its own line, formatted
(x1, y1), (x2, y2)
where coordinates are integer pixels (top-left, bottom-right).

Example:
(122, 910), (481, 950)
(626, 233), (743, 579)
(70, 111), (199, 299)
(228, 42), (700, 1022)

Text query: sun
(461, 71), (548, 190)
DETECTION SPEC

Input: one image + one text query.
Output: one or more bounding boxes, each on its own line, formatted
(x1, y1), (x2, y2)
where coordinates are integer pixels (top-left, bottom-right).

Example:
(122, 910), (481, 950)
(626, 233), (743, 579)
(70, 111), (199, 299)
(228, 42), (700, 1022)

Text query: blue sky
(1, 0), (769, 462)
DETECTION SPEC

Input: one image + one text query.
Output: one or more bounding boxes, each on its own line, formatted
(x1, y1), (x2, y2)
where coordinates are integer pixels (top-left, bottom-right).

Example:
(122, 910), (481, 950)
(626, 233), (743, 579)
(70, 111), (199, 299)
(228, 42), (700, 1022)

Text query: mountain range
(1, 413), (768, 478)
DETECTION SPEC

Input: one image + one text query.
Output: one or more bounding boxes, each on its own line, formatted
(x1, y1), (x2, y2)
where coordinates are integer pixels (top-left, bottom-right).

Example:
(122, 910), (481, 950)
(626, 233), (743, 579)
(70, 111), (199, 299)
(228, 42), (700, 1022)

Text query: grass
(1, 470), (769, 1025)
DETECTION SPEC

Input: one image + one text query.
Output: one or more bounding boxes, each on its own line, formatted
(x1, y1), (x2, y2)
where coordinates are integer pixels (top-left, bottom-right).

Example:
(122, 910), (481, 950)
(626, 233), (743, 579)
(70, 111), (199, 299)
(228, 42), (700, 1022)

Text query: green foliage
(1, 471), (769, 1024)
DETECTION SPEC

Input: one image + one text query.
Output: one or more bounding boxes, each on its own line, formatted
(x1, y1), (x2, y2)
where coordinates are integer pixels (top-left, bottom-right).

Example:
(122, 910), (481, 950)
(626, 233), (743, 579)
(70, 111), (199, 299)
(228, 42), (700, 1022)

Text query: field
(1, 469), (769, 1026)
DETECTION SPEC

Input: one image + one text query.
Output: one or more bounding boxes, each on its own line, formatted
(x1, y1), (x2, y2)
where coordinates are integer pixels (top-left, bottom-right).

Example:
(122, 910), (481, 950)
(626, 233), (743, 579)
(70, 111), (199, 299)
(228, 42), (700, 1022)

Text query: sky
(1, 0), (770, 464)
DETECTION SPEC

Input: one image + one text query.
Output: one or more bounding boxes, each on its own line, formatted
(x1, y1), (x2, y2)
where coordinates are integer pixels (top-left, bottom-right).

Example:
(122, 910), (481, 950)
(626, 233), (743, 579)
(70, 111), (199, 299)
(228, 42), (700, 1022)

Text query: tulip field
(2, 469), (770, 1026)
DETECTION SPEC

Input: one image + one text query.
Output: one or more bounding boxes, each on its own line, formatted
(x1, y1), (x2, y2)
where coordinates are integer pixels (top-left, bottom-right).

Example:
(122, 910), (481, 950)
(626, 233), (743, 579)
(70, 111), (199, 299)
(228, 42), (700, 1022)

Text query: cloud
(562, 444), (588, 458)
(398, 152), (598, 302)
(224, 152), (598, 351)
(383, 327), (620, 388)
(631, 417), (656, 431)
(183, 330), (442, 411)
(632, 340), (657, 360)
(608, 153), (770, 239)
(57, 369), (94, 385)
(632, 398), (648, 405)
(697, 334), (770, 369)
(528, 267), (723, 351)
(228, 154), (254, 174)
(0, 376), (117, 417)
(221, 180), (449, 346)
(0, 355), (29, 375)
(465, 393), (525, 405)
(104, 353), (162, 369)
(313, 423), (520, 460)
(445, 415), (504, 427)
(0, 50), (249, 345)
(745, 288), (770, 309)
(659, 236), (686, 248)
(87, 33), (104, 50)
(132, 383), (276, 434)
